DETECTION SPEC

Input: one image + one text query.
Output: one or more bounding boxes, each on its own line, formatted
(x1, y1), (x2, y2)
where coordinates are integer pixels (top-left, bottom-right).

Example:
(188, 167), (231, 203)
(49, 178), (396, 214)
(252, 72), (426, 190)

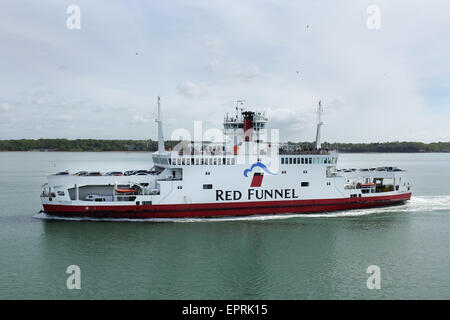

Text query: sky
(0, 0), (449, 143)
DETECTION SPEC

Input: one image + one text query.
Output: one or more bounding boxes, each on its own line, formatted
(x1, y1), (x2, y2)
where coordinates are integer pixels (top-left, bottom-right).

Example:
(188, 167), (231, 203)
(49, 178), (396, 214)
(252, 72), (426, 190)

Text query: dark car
(86, 172), (102, 176)
(134, 170), (149, 175)
(74, 171), (88, 176)
(124, 170), (136, 176)
(55, 171), (69, 175)
(105, 171), (123, 176)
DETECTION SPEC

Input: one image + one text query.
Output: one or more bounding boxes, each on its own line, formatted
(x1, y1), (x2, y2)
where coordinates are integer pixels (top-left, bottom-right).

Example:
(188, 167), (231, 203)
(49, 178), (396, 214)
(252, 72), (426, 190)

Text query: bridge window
(301, 182), (309, 187)
(203, 184), (213, 189)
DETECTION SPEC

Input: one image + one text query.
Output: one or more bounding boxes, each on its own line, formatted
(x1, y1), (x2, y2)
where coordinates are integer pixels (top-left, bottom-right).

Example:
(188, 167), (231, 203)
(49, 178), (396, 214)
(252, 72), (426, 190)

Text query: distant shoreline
(0, 139), (449, 153)
(1, 150), (449, 154)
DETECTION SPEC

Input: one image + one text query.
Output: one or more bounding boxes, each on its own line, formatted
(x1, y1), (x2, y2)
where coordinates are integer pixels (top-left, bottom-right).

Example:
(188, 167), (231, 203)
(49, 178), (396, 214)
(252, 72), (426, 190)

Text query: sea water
(0, 152), (449, 299)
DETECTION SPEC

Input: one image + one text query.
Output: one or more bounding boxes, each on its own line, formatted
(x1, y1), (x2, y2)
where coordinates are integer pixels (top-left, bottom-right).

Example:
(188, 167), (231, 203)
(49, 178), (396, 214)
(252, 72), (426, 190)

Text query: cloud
(53, 114), (78, 122)
(0, 103), (11, 112)
(206, 60), (220, 72)
(130, 115), (153, 124)
(233, 65), (262, 80)
(0, 1), (449, 142)
(177, 81), (207, 98)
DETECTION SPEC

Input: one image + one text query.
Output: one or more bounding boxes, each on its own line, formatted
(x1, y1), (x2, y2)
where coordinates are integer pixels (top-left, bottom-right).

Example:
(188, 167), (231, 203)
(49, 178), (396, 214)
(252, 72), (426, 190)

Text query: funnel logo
(243, 162), (276, 187)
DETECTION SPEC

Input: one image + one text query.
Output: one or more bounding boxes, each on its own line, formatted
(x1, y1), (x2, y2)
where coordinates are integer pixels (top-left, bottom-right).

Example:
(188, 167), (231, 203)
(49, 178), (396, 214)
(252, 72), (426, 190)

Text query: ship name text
(216, 188), (299, 201)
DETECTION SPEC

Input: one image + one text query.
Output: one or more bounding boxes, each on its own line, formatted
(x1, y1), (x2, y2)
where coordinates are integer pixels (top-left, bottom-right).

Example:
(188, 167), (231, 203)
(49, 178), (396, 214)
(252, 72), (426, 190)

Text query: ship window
(301, 182), (309, 187)
(223, 158), (226, 165)
(301, 158), (304, 164)
(309, 158), (312, 164)
(57, 191), (65, 196)
(203, 184), (213, 189)
(289, 158), (293, 164)
(182, 158), (185, 165)
(281, 158), (284, 164)
(231, 158), (235, 165)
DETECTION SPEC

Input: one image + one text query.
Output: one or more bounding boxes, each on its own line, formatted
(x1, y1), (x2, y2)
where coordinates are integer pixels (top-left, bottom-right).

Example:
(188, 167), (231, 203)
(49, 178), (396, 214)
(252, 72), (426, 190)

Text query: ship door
(172, 171), (176, 179)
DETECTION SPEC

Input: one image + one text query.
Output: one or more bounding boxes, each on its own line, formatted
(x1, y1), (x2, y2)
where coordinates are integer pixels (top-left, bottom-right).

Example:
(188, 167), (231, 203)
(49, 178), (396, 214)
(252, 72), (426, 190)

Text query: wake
(33, 195), (450, 223)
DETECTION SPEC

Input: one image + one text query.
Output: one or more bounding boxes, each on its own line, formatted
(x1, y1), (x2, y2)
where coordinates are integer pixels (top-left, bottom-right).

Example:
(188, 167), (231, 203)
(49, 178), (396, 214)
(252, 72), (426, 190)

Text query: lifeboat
(360, 182), (375, 187)
(115, 188), (137, 193)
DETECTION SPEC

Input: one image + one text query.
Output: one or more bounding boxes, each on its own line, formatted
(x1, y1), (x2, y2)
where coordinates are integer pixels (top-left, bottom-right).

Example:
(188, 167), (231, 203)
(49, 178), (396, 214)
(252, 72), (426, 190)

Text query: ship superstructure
(40, 98), (412, 218)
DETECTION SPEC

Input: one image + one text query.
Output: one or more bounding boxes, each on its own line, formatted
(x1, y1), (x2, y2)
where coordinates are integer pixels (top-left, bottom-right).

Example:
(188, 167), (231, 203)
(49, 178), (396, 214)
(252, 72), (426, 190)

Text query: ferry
(40, 98), (412, 219)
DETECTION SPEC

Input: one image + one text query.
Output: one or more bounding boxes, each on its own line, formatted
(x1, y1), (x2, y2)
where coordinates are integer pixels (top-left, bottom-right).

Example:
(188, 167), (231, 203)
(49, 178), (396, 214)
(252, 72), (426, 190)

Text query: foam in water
(33, 195), (450, 223)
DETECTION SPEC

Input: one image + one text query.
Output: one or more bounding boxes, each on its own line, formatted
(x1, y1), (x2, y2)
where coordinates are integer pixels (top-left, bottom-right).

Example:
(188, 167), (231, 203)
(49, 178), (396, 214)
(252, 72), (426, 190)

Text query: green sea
(0, 152), (449, 299)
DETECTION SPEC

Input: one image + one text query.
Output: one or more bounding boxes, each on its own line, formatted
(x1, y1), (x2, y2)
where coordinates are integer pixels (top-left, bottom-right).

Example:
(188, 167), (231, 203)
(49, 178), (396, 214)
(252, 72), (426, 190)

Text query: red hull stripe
(43, 193), (411, 219)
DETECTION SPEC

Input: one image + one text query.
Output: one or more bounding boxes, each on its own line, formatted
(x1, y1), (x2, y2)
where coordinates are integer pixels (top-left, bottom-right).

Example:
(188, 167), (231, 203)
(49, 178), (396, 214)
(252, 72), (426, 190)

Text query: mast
(315, 100), (323, 150)
(156, 96), (165, 153)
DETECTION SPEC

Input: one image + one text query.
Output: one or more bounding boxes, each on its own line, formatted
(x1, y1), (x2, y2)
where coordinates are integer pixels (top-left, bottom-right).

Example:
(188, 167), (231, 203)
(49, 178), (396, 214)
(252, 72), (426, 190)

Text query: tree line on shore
(0, 139), (449, 153)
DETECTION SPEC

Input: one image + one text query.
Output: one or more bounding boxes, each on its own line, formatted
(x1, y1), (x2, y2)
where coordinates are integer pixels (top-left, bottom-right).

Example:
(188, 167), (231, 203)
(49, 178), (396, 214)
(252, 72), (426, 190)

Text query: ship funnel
(242, 111), (255, 142)
(156, 96), (165, 153)
(315, 100), (323, 150)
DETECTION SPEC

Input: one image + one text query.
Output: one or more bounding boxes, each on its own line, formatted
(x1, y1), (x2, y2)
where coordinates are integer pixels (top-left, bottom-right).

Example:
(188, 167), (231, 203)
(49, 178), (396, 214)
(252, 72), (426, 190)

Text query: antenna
(156, 96), (165, 153)
(236, 100), (245, 117)
(315, 100), (323, 150)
